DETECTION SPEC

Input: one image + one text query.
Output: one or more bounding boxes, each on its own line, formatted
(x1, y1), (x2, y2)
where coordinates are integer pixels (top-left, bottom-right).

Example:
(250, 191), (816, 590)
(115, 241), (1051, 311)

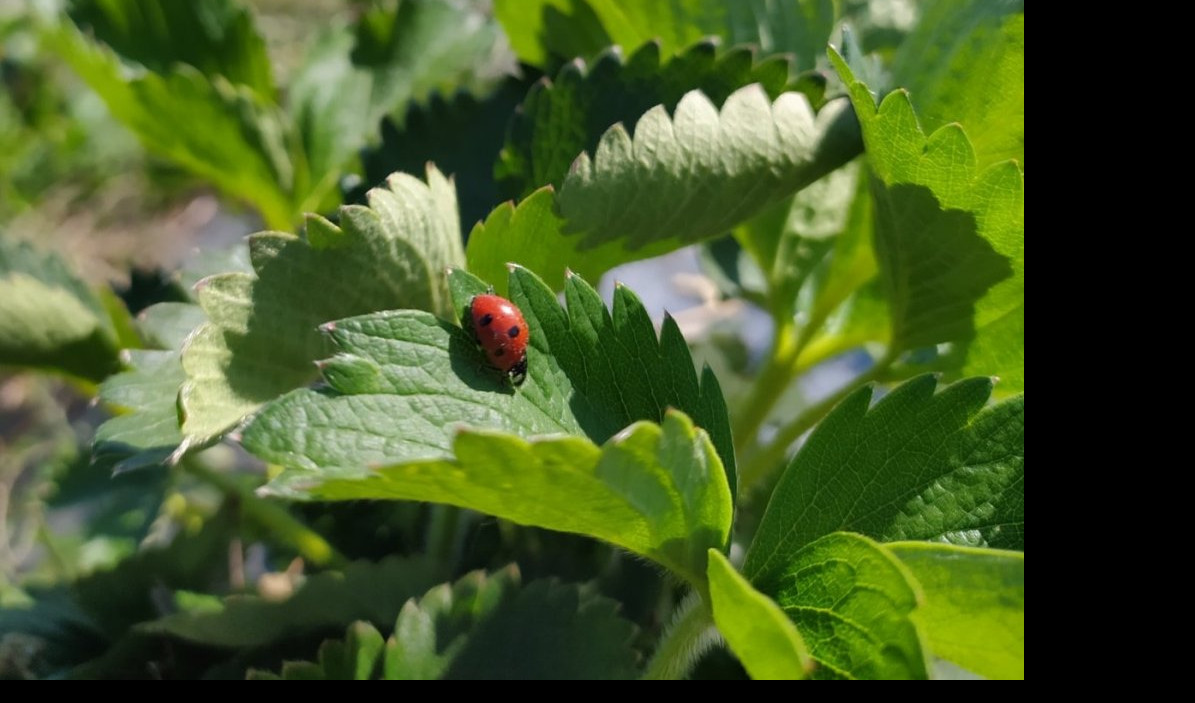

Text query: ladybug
(469, 293), (529, 385)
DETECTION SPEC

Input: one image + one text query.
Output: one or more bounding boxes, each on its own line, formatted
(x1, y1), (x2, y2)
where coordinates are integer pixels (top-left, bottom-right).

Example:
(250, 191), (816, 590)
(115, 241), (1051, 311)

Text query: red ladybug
(469, 294), (529, 385)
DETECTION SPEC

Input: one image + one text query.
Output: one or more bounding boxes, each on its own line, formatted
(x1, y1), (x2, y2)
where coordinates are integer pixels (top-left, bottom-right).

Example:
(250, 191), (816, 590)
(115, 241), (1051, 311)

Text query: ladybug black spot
(493, 347), (505, 357)
(508, 326), (521, 338)
(478, 313), (493, 327)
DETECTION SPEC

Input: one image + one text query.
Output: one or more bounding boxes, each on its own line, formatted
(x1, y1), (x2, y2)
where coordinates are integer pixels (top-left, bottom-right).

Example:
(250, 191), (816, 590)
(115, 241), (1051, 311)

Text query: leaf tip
(319, 321), (337, 334)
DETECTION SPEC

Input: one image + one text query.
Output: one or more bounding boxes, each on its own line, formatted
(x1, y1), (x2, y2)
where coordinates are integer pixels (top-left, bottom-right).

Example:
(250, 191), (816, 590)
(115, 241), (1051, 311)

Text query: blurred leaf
(67, 0), (275, 97)
(495, 40), (796, 200)
(141, 556), (441, 649)
(891, 0), (1024, 169)
(745, 376), (1024, 584)
(359, 78), (529, 235)
(288, 0), (510, 210)
(250, 566), (638, 680)
(93, 349), (184, 473)
(135, 302), (207, 350)
(707, 549), (811, 680)
(557, 85), (861, 251)
(178, 166), (463, 448)
(0, 237), (120, 381)
(497, 0), (836, 71)
(888, 542), (1024, 680)
(833, 50), (1024, 392)
(53, 26), (301, 228)
(751, 533), (928, 679)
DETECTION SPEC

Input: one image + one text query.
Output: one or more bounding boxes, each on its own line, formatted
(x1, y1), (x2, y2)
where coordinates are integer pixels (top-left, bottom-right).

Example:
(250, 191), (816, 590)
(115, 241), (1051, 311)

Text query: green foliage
(0, 237), (121, 381)
(142, 557), (442, 649)
(244, 267), (733, 587)
(250, 567), (638, 680)
(707, 549), (811, 679)
(178, 167), (462, 447)
(497, 0), (836, 71)
(888, 542), (1024, 679)
(495, 40), (796, 200)
(746, 375), (1024, 580)
(833, 39), (1025, 391)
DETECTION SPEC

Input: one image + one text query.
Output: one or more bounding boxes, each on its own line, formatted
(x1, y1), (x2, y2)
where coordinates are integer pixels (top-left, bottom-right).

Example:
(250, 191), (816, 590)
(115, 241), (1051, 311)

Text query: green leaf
(141, 556), (441, 649)
(888, 542), (1024, 680)
(745, 375), (1024, 583)
(833, 50), (1024, 392)
(0, 237), (120, 381)
(756, 533), (928, 679)
(178, 166), (463, 448)
(135, 301), (208, 350)
(93, 349), (185, 473)
(497, 0), (836, 71)
(891, 0), (1024, 169)
(52, 26), (301, 228)
(257, 415), (729, 589)
(252, 566), (638, 680)
(67, 0), (275, 97)
(557, 84), (861, 252)
(495, 40), (795, 200)
(707, 548), (811, 680)
(288, 0), (510, 209)
(359, 79), (529, 235)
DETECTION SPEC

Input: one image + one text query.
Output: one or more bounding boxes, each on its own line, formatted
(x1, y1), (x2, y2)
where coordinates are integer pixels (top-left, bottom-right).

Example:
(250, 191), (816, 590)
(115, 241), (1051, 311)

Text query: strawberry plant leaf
(745, 375), (1024, 586)
(497, 0), (836, 70)
(557, 84), (861, 252)
(0, 237), (120, 382)
(495, 40), (796, 200)
(288, 0), (510, 209)
(358, 79), (529, 236)
(141, 556), (442, 649)
(93, 349), (185, 474)
(751, 532), (928, 680)
(833, 49), (1024, 392)
(178, 166), (463, 449)
(707, 548), (812, 680)
(888, 542), (1024, 680)
(243, 267), (734, 586)
(891, 0), (1024, 169)
(250, 566), (637, 680)
(66, 0), (275, 97)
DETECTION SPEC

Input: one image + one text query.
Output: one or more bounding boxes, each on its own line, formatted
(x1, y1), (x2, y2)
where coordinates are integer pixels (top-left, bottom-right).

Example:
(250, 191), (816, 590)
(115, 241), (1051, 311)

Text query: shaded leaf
(141, 556), (441, 649)
(888, 542), (1024, 680)
(745, 375), (1024, 584)
(93, 349), (185, 474)
(0, 237), (120, 381)
(495, 40), (796, 200)
(833, 50), (1024, 392)
(178, 166), (463, 448)
(707, 549), (811, 680)
(557, 84), (861, 251)
(752, 533), (928, 680)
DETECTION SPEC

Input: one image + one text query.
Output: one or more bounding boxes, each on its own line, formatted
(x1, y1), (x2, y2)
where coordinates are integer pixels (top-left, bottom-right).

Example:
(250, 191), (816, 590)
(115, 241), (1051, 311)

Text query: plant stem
(738, 351), (897, 492)
(732, 321), (799, 456)
(182, 459), (347, 569)
(642, 592), (719, 680)
(424, 504), (464, 568)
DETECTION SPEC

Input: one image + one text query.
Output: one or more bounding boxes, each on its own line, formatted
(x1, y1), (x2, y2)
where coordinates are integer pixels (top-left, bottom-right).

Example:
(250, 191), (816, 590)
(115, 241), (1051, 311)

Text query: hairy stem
(642, 592), (720, 680)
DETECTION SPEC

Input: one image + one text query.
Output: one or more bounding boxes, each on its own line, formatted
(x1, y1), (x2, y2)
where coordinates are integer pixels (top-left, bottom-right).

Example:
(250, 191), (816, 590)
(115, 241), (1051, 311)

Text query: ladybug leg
(508, 358), (527, 386)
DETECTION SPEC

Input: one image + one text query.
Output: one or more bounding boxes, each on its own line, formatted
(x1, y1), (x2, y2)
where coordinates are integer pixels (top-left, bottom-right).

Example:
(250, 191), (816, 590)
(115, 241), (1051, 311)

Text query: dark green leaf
(888, 542), (1024, 680)
(141, 556), (441, 649)
(0, 237), (120, 381)
(93, 349), (184, 474)
(745, 375), (1024, 584)
(753, 533), (928, 680)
